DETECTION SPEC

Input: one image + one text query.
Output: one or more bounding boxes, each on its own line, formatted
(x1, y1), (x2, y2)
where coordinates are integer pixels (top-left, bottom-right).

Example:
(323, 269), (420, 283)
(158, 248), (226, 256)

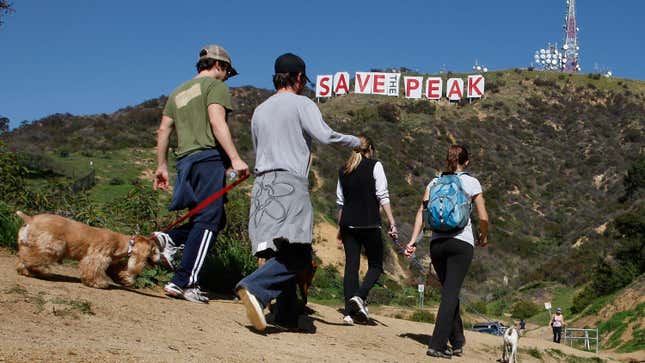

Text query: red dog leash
(151, 173), (250, 238)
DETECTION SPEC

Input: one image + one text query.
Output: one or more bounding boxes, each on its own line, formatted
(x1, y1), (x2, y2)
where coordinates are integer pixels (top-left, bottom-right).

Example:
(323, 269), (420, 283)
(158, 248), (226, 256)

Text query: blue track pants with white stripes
(167, 155), (226, 289)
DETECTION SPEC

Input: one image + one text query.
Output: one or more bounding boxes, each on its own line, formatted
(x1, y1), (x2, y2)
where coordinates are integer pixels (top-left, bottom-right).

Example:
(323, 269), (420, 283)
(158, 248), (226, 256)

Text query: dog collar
(127, 237), (135, 256)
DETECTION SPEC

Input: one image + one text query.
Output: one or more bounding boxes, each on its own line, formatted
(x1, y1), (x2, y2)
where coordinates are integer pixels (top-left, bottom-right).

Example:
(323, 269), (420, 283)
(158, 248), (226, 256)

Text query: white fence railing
(563, 327), (599, 354)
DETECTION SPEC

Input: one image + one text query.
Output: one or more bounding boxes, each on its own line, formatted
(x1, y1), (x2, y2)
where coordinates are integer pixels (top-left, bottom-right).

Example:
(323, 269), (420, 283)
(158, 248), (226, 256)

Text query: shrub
(377, 103), (401, 123)
(571, 286), (596, 314)
(410, 309), (435, 323)
(309, 264), (343, 300)
(510, 299), (541, 319)
(0, 201), (20, 250)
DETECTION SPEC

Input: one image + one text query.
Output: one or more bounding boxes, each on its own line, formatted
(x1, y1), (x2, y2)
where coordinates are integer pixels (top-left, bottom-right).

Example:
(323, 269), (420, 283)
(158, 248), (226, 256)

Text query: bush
(0, 201), (20, 250)
(377, 103), (401, 123)
(510, 299), (541, 319)
(108, 177), (124, 185)
(309, 264), (343, 300)
(571, 286), (596, 314)
(410, 309), (435, 323)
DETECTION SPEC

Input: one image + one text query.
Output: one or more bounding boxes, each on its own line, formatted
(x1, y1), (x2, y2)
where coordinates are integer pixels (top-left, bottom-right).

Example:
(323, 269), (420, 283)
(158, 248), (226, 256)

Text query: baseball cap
(556, 307), (562, 312)
(274, 53), (311, 83)
(199, 44), (238, 77)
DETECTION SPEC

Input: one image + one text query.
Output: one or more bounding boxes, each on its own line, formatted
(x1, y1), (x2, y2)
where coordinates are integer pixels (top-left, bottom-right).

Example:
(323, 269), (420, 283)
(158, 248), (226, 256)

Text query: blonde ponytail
(343, 136), (373, 174)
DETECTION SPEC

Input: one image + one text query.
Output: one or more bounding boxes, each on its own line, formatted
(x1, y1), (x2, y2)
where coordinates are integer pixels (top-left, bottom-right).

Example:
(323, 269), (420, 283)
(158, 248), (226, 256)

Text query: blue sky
(1, 0), (643, 128)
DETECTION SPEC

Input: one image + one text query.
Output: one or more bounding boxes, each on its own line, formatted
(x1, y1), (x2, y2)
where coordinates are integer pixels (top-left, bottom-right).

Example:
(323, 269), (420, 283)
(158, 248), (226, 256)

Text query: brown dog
(15, 211), (160, 288)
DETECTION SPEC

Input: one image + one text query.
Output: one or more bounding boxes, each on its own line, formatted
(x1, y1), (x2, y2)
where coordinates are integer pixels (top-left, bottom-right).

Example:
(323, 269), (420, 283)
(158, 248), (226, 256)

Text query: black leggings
(553, 327), (562, 343)
(341, 227), (383, 315)
(428, 238), (474, 351)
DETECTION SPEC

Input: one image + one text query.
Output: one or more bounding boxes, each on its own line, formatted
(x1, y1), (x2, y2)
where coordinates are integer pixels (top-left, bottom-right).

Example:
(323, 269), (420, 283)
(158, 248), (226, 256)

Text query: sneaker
(349, 296), (370, 322)
(451, 348), (463, 357)
(237, 287), (267, 331)
(153, 232), (177, 271)
(426, 348), (452, 359)
(342, 315), (354, 325)
(164, 282), (183, 298)
(183, 286), (209, 304)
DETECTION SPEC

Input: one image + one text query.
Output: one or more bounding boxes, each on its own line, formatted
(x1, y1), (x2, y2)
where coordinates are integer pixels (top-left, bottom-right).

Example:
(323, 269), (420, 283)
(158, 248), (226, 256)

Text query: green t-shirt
(163, 77), (233, 158)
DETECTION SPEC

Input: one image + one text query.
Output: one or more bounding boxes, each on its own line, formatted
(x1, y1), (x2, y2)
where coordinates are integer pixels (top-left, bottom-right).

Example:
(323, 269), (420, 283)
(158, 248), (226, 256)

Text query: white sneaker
(343, 315), (354, 325)
(153, 231), (177, 271)
(183, 286), (209, 304)
(237, 287), (267, 331)
(349, 296), (370, 322)
(163, 282), (183, 298)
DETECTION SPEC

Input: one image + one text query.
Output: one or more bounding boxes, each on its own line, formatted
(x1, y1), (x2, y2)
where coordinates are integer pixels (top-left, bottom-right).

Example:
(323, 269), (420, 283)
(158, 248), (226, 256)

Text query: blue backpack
(426, 172), (472, 232)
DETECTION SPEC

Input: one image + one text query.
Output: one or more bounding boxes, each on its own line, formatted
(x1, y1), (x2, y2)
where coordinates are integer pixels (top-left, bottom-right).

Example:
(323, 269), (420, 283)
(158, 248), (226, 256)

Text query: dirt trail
(0, 251), (636, 363)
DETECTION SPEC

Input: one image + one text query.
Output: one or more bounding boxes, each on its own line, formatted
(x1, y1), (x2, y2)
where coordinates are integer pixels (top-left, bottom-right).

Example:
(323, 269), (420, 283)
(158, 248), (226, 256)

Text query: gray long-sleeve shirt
(251, 92), (360, 177)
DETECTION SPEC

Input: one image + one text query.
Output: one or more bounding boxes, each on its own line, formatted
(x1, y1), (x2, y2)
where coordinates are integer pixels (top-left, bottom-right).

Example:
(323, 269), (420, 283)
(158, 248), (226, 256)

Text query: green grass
(598, 302), (645, 351)
(520, 346), (543, 360)
(6, 284), (95, 317)
(46, 148), (175, 207)
(545, 348), (605, 363)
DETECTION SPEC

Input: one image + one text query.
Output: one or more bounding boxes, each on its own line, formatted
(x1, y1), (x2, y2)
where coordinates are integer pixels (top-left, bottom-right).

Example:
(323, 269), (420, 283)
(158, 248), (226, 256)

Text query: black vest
(338, 158), (381, 227)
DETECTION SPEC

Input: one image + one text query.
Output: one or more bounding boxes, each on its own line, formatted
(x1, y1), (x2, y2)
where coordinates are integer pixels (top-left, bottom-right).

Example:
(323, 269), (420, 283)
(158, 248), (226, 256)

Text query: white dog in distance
(502, 326), (519, 363)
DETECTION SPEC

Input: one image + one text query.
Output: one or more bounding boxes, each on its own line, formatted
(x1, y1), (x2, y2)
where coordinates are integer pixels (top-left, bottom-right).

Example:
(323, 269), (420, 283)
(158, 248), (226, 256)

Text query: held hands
(153, 166), (169, 191)
(404, 241), (416, 257)
(476, 234), (488, 247)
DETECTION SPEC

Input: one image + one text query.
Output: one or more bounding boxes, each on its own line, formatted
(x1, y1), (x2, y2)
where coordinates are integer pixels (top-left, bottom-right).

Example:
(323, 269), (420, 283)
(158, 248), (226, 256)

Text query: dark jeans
(553, 326), (562, 343)
(428, 238), (474, 351)
(236, 242), (312, 325)
(341, 227), (383, 315)
(167, 156), (226, 288)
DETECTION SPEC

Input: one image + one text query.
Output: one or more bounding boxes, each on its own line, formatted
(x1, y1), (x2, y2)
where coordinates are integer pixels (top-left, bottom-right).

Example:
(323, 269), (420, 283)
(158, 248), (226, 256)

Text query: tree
(0, 116), (8, 134)
(0, 1), (14, 27)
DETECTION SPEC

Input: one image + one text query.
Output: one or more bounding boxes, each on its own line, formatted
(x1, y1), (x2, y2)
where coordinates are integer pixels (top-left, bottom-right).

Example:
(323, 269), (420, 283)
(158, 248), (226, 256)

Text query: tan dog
(15, 211), (160, 288)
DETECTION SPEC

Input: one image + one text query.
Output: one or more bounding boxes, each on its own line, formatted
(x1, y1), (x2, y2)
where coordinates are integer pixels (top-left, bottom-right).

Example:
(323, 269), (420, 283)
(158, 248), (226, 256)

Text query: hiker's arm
(299, 101), (360, 147)
(374, 161), (397, 238)
(208, 103), (249, 177)
(473, 193), (489, 247)
(405, 188), (429, 256)
(336, 180), (343, 247)
(154, 115), (174, 191)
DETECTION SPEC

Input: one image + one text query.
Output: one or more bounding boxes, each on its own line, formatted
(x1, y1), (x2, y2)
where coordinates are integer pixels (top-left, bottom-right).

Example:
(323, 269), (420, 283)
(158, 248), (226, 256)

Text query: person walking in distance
(235, 53), (360, 331)
(551, 307), (565, 343)
(336, 136), (397, 325)
(153, 44), (249, 303)
(405, 145), (489, 358)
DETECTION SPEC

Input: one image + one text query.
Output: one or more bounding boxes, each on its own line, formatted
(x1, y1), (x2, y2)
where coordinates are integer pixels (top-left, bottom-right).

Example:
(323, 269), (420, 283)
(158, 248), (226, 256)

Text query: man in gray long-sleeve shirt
(236, 53), (359, 331)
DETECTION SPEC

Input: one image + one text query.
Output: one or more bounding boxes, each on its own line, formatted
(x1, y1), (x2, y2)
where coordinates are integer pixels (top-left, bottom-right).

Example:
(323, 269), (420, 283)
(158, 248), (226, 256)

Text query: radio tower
(562, 0), (580, 72)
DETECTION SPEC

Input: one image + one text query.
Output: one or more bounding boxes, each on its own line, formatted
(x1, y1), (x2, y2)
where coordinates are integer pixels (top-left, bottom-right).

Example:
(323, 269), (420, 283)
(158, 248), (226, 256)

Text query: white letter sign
(333, 72), (350, 95)
(354, 72), (372, 94)
(426, 77), (443, 100)
(316, 75), (332, 98)
(467, 75), (485, 98)
(404, 76), (423, 99)
(446, 78), (464, 101)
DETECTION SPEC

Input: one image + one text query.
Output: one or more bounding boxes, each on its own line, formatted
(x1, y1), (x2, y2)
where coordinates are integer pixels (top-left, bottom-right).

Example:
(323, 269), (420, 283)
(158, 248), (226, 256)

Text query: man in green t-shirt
(152, 44), (249, 303)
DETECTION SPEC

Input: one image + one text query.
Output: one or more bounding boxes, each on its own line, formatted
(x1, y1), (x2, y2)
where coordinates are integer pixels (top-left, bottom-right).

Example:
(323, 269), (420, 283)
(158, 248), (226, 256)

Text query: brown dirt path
(0, 251), (632, 363)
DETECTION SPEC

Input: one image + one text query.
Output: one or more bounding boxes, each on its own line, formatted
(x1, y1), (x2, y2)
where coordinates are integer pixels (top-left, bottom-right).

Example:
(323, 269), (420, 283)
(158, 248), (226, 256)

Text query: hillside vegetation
(1, 70), (643, 321)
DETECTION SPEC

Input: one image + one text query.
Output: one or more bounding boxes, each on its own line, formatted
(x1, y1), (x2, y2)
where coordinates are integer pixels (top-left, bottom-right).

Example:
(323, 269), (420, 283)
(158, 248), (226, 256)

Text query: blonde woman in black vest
(336, 136), (397, 325)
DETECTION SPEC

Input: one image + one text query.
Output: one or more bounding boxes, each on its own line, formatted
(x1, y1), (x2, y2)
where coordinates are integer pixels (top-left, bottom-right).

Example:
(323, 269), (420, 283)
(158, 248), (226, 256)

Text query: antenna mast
(562, 0), (580, 72)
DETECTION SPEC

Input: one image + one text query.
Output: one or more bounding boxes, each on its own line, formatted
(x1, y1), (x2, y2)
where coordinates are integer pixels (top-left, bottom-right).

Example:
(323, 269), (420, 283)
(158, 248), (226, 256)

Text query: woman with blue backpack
(405, 144), (489, 359)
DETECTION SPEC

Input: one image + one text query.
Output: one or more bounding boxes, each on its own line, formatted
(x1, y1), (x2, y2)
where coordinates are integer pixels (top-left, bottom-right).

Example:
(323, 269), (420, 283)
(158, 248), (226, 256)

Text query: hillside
(2, 71), (644, 297)
(3, 249), (637, 363)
